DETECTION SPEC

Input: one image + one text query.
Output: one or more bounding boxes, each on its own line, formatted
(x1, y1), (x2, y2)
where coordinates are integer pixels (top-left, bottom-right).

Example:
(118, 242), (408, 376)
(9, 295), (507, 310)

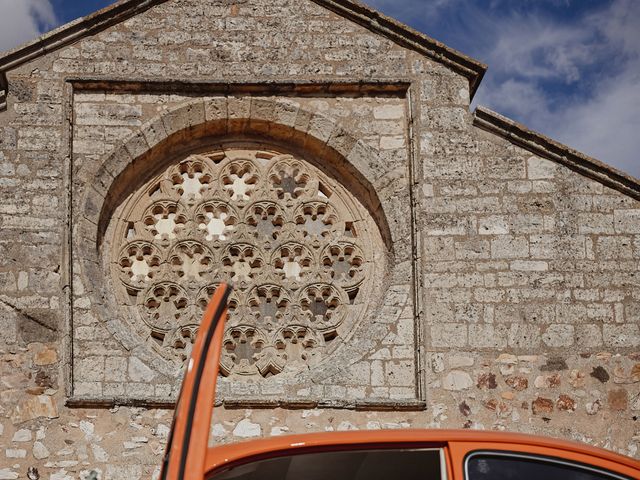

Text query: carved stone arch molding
(73, 97), (418, 407)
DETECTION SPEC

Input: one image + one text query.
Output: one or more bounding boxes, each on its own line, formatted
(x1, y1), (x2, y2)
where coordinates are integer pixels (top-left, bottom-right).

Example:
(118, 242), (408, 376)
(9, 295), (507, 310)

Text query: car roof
(204, 428), (640, 473)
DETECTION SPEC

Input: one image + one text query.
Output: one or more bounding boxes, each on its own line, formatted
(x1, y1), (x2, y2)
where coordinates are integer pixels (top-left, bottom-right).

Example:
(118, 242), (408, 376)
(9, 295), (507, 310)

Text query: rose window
(109, 147), (378, 378)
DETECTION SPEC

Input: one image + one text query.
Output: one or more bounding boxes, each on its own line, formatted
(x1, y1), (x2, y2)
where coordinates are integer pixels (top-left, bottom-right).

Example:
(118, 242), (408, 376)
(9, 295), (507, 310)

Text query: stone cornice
(66, 395), (427, 411)
(0, 0), (487, 111)
(0, 73), (6, 111)
(474, 106), (640, 201)
(68, 77), (411, 96)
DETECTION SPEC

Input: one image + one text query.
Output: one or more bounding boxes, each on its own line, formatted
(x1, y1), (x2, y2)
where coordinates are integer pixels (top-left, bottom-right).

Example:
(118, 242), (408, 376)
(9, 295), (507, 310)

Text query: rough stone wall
(418, 106), (640, 452)
(0, 0), (638, 478)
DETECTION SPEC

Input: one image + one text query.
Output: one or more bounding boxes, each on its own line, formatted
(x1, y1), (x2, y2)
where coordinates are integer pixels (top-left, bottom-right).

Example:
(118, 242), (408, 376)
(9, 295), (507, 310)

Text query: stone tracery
(110, 147), (377, 377)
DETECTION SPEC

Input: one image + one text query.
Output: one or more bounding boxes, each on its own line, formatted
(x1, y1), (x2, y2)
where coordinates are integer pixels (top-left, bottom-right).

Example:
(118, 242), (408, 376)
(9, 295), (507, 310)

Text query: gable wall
(0, 0), (638, 478)
(419, 117), (640, 448)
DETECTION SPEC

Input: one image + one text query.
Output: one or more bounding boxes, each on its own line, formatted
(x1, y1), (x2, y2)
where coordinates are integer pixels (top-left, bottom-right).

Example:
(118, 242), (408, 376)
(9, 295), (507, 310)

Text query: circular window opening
(106, 145), (385, 378)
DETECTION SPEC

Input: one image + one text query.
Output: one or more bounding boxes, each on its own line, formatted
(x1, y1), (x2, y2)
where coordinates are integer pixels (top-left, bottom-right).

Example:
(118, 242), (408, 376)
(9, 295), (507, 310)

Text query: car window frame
(205, 444), (450, 480)
(463, 450), (633, 480)
(160, 284), (232, 480)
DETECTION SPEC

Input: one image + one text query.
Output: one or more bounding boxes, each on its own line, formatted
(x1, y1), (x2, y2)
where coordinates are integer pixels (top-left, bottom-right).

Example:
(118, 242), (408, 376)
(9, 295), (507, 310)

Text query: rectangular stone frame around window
(63, 78), (429, 411)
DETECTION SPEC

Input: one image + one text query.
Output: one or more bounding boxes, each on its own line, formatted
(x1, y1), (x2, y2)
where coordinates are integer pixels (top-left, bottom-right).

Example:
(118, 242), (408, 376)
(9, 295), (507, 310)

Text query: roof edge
(312, 0), (487, 98)
(0, 0), (164, 111)
(0, 0), (488, 112)
(0, 73), (7, 111)
(474, 106), (640, 202)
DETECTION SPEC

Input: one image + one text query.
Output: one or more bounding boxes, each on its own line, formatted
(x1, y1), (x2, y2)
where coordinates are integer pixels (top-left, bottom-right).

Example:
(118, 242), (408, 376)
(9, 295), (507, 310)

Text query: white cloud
(591, 0), (640, 57)
(478, 79), (551, 123)
(0, 0), (57, 54)
(554, 0), (640, 174)
(473, 0), (640, 177)
(488, 18), (596, 82)
(553, 69), (640, 175)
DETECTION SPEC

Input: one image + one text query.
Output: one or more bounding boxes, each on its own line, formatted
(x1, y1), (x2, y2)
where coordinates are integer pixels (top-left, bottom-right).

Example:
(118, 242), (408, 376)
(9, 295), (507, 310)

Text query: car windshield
(209, 448), (444, 480)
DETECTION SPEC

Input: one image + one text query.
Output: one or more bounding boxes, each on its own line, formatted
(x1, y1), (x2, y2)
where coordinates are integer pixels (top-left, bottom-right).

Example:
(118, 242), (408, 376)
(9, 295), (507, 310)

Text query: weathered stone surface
(591, 366), (610, 383)
(0, 0), (637, 473)
(6, 448), (27, 458)
(477, 373), (497, 390)
(33, 346), (58, 366)
(540, 358), (568, 372)
(586, 399), (602, 415)
(532, 397), (554, 415)
(127, 358), (156, 383)
(556, 394), (577, 412)
(233, 419), (261, 438)
(459, 401), (471, 416)
(534, 374), (561, 389)
(0, 468), (19, 480)
(32, 441), (50, 460)
(11, 395), (58, 424)
(443, 371), (474, 391)
(505, 376), (528, 391)
(12, 428), (31, 442)
(608, 389), (629, 411)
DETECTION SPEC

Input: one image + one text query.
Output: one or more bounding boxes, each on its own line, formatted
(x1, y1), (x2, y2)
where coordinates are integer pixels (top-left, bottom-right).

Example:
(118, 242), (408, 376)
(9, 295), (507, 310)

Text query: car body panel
(203, 429), (639, 479)
(160, 284), (231, 480)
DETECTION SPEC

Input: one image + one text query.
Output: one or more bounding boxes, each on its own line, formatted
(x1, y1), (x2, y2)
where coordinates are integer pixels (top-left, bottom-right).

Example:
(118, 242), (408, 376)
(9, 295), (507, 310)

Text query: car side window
(466, 453), (630, 480)
(209, 448), (444, 480)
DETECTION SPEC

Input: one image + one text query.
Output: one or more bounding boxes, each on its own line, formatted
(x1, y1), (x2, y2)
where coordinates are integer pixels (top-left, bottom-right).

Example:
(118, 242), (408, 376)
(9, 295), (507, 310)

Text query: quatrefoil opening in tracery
(110, 147), (380, 377)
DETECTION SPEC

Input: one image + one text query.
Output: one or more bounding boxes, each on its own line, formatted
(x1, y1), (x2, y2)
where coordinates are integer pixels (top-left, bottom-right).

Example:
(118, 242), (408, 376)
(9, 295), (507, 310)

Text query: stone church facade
(0, 0), (639, 478)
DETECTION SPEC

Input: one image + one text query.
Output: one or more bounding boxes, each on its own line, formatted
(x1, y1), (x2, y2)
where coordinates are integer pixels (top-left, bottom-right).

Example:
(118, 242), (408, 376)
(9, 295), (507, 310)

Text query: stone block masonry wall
(421, 143), (640, 355)
(418, 102), (640, 454)
(1, 345), (638, 480)
(0, 0), (639, 477)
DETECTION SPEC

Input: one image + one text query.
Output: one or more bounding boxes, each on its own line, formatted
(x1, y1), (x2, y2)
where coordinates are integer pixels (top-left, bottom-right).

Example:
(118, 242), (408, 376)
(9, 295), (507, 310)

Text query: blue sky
(0, 0), (638, 178)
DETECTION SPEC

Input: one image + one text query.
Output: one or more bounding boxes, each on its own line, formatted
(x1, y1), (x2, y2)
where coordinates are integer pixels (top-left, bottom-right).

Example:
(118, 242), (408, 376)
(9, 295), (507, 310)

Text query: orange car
(160, 284), (640, 480)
